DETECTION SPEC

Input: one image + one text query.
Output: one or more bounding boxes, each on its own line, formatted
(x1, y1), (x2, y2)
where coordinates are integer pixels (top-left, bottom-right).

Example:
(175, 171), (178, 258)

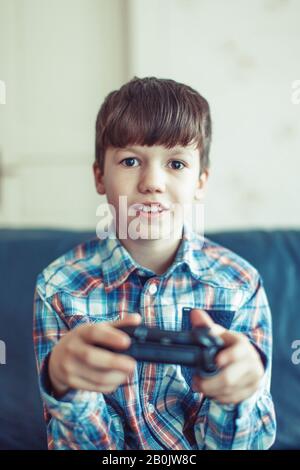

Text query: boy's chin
(114, 213), (184, 241)
(125, 217), (184, 241)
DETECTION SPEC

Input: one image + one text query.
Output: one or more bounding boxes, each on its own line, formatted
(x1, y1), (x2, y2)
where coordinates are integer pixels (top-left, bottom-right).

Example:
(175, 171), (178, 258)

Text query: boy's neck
(118, 233), (183, 276)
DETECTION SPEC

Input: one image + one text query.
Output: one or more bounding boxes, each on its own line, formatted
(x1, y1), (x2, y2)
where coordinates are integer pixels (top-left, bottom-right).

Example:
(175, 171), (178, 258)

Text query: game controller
(109, 324), (225, 377)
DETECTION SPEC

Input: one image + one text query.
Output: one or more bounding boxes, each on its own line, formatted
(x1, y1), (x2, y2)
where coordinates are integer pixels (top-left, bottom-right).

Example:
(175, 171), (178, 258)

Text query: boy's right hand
(48, 314), (142, 398)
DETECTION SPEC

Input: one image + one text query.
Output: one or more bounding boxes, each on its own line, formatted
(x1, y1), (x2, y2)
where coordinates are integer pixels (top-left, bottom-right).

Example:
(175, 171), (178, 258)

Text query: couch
(0, 228), (299, 450)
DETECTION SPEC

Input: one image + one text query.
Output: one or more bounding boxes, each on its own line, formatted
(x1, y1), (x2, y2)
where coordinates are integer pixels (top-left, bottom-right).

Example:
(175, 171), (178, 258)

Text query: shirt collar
(165, 221), (214, 279)
(100, 229), (139, 293)
(100, 221), (214, 292)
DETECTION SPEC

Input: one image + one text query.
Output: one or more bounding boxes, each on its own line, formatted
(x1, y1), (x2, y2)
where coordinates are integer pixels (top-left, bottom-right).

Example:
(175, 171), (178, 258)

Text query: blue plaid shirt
(33, 223), (276, 450)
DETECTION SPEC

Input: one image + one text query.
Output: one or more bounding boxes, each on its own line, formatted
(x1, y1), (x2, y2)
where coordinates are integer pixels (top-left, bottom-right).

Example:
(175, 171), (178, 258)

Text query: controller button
(134, 326), (148, 340)
(161, 337), (172, 345)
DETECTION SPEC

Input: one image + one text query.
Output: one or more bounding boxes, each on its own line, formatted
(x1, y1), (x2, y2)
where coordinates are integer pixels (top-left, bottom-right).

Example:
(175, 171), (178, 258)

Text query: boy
(33, 76), (276, 450)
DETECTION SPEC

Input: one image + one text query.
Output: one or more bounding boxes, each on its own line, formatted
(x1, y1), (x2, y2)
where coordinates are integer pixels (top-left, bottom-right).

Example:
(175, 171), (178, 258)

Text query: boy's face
(93, 144), (208, 241)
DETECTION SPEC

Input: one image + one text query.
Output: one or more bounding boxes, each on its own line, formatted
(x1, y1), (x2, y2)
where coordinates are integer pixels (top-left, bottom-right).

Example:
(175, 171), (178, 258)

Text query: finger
(73, 363), (130, 388)
(190, 309), (225, 336)
(216, 372), (261, 398)
(192, 373), (221, 395)
(73, 343), (137, 374)
(189, 309), (215, 328)
(193, 360), (249, 396)
(214, 384), (259, 404)
(111, 313), (142, 328)
(215, 340), (249, 368)
(79, 320), (140, 350)
(67, 374), (122, 394)
(217, 329), (244, 347)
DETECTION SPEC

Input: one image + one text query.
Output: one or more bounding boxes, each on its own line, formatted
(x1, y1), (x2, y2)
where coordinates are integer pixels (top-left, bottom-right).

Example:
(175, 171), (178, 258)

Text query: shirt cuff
(38, 353), (103, 423)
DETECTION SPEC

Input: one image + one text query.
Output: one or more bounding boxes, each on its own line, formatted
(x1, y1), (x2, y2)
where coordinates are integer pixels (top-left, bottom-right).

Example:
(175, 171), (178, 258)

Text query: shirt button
(147, 403), (155, 413)
(148, 283), (157, 295)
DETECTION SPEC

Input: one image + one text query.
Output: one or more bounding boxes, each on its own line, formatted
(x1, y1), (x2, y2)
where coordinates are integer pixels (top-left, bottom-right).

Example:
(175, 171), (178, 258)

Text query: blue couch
(0, 229), (299, 450)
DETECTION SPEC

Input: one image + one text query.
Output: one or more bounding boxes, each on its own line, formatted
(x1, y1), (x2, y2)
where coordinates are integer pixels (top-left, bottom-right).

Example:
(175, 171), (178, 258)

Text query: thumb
(189, 308), (225, 336)
(110, 313), (142, 329)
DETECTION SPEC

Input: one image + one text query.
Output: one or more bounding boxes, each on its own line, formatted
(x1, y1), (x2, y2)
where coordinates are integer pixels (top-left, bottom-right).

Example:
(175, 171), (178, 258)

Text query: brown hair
(95, 76), (212, 176)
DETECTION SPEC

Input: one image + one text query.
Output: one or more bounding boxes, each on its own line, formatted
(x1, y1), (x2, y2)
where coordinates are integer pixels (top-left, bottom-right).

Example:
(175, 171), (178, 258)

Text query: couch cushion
(0, 229), (94, 450)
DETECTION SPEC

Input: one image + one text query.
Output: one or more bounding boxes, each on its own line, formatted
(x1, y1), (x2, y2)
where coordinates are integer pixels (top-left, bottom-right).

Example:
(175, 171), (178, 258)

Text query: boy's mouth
(130, 202), (172, 217)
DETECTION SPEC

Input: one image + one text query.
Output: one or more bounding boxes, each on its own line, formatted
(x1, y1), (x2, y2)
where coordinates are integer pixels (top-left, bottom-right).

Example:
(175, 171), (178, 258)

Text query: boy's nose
(138, 168), (166, 193)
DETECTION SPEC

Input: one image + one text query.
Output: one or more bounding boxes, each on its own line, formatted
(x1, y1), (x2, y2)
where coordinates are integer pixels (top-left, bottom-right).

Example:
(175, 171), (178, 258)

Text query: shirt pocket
(52, 291), (121, 326)
(182, 306), (235, 330)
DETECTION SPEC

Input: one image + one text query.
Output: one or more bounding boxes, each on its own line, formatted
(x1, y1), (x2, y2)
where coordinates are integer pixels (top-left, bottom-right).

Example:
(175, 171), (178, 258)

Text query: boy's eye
(120, 157), (186, 170)
(120, 157), (139, 167)
(168, 160), (186, 170)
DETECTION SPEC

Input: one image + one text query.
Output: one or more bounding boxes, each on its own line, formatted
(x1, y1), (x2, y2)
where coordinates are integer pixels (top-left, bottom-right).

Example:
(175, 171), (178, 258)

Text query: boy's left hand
(190, 309), (265, 404)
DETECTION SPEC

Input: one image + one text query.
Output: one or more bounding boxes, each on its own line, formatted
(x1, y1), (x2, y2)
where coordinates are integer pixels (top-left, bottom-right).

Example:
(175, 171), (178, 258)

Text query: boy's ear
(194, 169), (209, 201)
(93, 161), (106, 195)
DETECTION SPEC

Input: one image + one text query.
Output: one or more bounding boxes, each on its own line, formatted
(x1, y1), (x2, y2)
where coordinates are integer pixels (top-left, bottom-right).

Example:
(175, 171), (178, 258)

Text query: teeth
(133, 203), (167, 213)
(140, 205), (162, 213)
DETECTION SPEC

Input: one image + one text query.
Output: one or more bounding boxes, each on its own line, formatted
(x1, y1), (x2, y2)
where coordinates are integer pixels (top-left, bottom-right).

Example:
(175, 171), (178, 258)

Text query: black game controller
(110, 324), (225, 377)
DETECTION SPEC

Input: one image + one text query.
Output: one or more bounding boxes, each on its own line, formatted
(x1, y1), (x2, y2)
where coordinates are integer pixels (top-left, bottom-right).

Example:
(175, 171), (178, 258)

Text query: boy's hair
(95, 76), (212, 176)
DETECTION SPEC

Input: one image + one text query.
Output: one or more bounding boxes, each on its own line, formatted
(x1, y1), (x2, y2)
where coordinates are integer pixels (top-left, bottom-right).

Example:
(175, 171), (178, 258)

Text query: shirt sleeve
(33, 273), (126, 450)
(198, 275), (277, 450)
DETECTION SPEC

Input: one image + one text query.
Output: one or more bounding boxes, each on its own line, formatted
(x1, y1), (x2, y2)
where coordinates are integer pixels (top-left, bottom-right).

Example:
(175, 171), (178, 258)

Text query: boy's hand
(48, 314), (142, 398)
(190, 309), (265, 404)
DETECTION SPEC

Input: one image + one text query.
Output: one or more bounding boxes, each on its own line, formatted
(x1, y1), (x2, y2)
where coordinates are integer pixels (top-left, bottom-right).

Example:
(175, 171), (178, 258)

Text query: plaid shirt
(33, 223), (276, 450)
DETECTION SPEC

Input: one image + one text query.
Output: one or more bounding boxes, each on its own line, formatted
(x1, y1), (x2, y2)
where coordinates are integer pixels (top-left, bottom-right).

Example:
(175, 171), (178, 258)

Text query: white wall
(127, 0), (300, 230)
(0, 0), (127, 228)
(0, 0), (299, 230)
